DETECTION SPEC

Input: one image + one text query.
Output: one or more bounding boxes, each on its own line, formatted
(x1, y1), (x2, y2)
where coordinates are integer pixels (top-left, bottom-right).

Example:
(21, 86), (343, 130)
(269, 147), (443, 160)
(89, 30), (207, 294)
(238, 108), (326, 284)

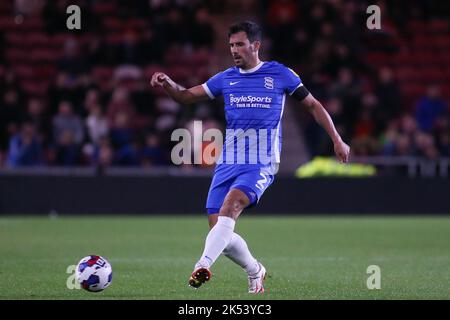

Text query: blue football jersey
(202, 61), (303, 170)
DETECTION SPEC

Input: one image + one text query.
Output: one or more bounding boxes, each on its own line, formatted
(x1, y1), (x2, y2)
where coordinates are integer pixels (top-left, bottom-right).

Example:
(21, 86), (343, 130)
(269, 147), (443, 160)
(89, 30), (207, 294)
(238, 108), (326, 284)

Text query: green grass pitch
(1, 215), (450, 299)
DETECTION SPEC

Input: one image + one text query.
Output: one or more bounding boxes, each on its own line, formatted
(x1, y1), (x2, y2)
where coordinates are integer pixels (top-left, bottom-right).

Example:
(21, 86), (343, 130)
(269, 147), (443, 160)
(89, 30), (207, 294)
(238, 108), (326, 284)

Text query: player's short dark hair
(228, 21), (262, 43)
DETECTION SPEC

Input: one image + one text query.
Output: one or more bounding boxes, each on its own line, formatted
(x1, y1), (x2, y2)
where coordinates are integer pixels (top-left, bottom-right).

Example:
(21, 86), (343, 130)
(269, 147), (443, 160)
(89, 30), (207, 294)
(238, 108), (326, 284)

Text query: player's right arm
(150, 72), (210, 105)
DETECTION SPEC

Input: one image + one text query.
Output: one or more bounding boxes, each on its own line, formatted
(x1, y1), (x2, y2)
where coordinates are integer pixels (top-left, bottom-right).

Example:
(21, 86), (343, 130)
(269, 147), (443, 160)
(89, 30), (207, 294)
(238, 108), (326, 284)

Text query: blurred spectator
(51, 101), (84, 165)
(15, 0), (45, 16)
(110, 111), (133, 149)
(116, 30), (140, 65)
(353, 108), (375, 139)
(7, 123), (43, 167)
(415, 85), (446, 132)
(41, 0), (68, 34)
(394, 134), (413, 156)
(399, 114), (419, 137)
(108, 99), (140, 166)
(52, 101), (84, 146)
(87, 36), (108, 66)
(137, 28), (162, 62)
(0, 88), (24, 150)
(266, 0), (298, 28)
(330, 68), (362, 129)
(82, 88), (101, 115)
(159, 8), (189, 49)
(323, 44), (357, 78)
(381, 121), (399, 155)
(372, 68), (401, 134)
(86, 105), (109, 146)
(190, 7), (214, 49)
(57, 38), (89, 76)
(114, 138), (141, 166)
(1, 0), (449, 171)
(141, 133), (167, 166)
(351, 136), (378, 156)
(266, 0), (299, 61)
(375, 67), (402, 118)
(330, 68), (361, 101)
(24, 98), (51, 144)
(413, 132), (438, 158)
(131, 81), (156, 118)
(92, 136), (114, 167)
(334, 1), (364, 50)
(107, 88), (136, 129)
(113, 65), (142, 93)
(53, 130), (80, 166)
(436, 130), (450, 156)
(434, 116), (450, 156)
(48, 72), (87, 115)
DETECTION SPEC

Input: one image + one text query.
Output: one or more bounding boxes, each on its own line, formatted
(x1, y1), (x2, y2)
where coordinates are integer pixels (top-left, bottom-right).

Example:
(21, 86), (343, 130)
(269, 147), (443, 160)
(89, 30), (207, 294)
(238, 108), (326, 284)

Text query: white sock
(223, 233), (260, 275)
(196, 216), (235, 269)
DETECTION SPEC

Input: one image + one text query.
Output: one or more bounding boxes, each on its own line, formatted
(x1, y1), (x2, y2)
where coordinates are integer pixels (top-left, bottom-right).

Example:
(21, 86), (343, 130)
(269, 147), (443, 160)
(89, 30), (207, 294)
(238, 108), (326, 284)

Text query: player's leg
(204, 191), (265, 293)
(195, 188), (249, 269)
(208, 213), (218, 229)
(227, 169), (275, 293)
(190, 167), (272, 290)
(208, 213), (260, 276)
(189, 171), (231, 288)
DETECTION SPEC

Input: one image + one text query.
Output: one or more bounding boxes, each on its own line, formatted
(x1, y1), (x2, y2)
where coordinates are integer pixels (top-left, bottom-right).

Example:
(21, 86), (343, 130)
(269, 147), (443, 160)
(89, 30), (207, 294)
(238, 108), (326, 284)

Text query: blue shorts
(206, 164), (275, 214)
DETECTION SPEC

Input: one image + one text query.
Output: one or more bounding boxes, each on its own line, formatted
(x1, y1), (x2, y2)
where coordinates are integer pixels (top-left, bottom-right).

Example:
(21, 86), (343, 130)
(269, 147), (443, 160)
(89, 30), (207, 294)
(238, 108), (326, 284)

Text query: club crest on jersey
(264, 77), (274, 89)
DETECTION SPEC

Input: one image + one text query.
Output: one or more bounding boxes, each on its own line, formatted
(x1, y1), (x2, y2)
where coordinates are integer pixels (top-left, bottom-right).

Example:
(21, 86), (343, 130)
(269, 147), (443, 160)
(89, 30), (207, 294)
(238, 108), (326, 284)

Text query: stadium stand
(0, 0), (449, 173)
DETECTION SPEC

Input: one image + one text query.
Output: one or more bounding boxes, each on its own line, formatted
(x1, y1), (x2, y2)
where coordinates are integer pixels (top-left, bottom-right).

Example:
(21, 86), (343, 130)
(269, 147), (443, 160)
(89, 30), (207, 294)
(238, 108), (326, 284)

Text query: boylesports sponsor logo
(229, 94), (272, 108)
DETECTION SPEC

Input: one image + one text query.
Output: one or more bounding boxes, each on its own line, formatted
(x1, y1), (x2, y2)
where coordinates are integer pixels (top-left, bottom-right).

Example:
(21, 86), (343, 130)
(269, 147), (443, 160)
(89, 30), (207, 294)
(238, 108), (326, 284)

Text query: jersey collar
(239, 61), (264, 74)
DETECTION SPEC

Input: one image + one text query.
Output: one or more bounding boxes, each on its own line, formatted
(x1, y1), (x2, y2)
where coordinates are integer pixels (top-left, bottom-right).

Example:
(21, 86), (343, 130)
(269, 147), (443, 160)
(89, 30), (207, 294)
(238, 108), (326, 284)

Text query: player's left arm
(294, 89), (350, 163)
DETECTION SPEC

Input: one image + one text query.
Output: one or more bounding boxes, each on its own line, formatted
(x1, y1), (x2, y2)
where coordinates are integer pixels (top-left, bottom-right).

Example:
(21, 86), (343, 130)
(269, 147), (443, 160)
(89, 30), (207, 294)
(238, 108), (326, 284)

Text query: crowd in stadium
(266, 0), (450, 160)
(0, 0), (449, 168)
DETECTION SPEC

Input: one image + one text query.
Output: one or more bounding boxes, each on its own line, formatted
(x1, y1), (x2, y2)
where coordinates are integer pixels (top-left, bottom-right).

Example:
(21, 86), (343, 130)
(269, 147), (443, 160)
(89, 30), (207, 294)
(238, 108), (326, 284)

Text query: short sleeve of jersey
(202, 71), (225, 99)
(282, 66), (303, 96)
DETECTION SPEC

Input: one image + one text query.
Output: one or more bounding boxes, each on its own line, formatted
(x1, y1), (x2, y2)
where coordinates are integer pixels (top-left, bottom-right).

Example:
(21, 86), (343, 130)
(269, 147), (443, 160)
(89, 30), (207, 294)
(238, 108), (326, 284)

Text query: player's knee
(222, 247), (231, 256)
(218, 203), (234, 218)
(219, 197), (247, 219)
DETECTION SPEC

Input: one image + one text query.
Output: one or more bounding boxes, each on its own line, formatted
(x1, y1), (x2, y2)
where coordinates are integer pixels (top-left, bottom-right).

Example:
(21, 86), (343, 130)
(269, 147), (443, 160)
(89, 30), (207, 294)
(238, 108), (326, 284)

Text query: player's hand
(334, 139), (350, 163)
(150, 72), (170, 87)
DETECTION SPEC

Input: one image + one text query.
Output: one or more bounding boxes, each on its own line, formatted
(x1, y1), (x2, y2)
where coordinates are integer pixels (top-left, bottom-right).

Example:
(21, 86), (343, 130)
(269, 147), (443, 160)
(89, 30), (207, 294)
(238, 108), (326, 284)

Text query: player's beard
(233, 56), (244, 67)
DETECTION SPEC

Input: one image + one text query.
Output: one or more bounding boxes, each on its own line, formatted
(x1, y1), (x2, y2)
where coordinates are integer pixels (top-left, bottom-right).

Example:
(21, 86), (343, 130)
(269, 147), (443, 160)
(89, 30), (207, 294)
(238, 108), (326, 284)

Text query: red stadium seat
(0, 16), (17, 30)
(103, 17), (122, 31)
(20, 17), (43, 30)
(0, 2), (13, 13)
(5, 48), (28, 63)
(91, 2), (117, 14)
(105, 34), (123, 45)
(5, 31), (24, 47)
(144, 65), (165, 79)
(428, 19), (450, 33)
(395, 67), (420, 82)
(366, 52), (392, 65)
(128, 18), (147, 29)
(422, 68), (447, 82)
(407, 21), (427, 34)
(30, 49), (61, 63)
(13, 65), (34, 79)
(21, 80), (50, 96)
(441, 84), (450, 99)
(435, 35), (450, 49)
